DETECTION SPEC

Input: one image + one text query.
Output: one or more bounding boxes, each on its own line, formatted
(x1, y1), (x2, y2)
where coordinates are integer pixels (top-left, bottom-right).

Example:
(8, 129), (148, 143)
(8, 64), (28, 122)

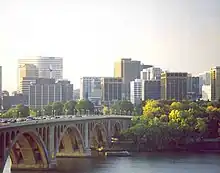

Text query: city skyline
(1, 0), (220, 92)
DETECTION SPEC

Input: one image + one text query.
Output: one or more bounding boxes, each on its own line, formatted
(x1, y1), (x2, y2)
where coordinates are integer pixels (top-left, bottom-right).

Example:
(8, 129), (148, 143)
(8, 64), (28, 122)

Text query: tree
(52, 102), (64, 115)
(111, 101), (134, 115)
(75, 100), (94, 114)
(44, 104), (52, 116)
(64, 100), (77, 115)
(102, 106), (110, 115)
(16, 104), (30, 117)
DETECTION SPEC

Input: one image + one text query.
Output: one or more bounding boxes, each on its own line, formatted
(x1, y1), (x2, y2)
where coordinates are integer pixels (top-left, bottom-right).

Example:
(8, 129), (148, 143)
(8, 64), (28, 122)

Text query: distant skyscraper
(187, 74), (200, 100)
(114, 58), (141, 100)
(140, 67), (162, 80)
(142, 80), (161, 101)
(18, 56), (63, 87)
(0, 66), (2, 109)
(29, 78), (73, 109)
(210, 66), (220, 101)
(80, 77), (101, 100)
(202, 85), (211, 101)
(18, 64), (38, 93)
(161, 72), (188, 101)
(130, 79), (142, 105)
(197, 71), (211, 95)
(101, 77), (122, 105)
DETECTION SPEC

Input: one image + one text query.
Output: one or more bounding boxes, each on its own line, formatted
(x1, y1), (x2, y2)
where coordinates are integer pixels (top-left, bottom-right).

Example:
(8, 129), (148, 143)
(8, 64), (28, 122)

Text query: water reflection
(11, 153), (220, 173)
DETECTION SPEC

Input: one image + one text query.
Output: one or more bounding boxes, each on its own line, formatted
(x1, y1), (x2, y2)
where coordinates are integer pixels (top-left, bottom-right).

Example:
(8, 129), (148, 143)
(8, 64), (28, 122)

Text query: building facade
(130, 79), (142, 105)
(187, 74), (200, 100)
(161, 72), (188, 101)
(202, 85), (211, 101)
(210, 66), (220, 101)
(0, 66), (2, 110)
(197, 71), (210, 95)
(18, 56), (63, 89)
(29, 78), (73, 109)
(3, 94), (28, 110)
(140, 67), (162, 80)
(114, 58), (141, 100)
(80, 77), (102, 106)
(101, 77), (122, 105)
(18, 64), (38, 94)
(142, 80), (161, 101)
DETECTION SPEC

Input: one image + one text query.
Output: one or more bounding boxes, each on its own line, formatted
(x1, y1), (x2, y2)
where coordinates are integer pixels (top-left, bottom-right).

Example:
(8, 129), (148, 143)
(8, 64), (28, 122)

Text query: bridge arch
(2, 129), (49, 170)
(58, 125), (84, 156)
(112, 121), (123, 138)
(90, 123), (108, 149)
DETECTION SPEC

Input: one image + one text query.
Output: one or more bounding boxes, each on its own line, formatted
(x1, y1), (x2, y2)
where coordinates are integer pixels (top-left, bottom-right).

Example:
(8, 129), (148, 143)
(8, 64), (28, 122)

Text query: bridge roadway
(0, 115), (132, 171)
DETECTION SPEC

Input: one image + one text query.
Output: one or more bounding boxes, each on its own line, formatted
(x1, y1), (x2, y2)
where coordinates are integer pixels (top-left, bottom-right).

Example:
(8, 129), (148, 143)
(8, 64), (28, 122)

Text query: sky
(1, 0), (220, 92)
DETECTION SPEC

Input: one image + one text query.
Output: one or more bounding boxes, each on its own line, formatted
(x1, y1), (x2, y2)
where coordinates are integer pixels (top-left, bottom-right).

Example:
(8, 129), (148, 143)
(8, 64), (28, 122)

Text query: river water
(10, 153), (220, 173)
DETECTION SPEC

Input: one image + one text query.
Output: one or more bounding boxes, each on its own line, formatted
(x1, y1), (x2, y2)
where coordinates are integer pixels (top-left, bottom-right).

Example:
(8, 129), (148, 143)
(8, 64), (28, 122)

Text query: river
(8, 153), (220, 173)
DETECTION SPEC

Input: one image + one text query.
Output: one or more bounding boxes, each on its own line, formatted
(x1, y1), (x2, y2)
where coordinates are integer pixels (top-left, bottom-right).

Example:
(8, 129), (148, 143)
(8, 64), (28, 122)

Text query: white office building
(130, 79), (142, 105)
(18, 56), (63, 88)
(197, 71), (211, 95)
(140, 67), (162, 80)
(202, 85), (211, 101)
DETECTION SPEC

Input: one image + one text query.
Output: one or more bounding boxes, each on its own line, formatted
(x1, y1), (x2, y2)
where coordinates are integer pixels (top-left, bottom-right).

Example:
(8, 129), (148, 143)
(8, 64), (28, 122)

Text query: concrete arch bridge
(0, 115), (131, 171)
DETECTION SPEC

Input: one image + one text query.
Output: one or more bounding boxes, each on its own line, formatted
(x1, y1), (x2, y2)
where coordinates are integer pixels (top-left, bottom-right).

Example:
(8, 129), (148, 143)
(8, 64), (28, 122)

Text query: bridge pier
(84, 122), (91, 156)
(47, 125), (57, 169)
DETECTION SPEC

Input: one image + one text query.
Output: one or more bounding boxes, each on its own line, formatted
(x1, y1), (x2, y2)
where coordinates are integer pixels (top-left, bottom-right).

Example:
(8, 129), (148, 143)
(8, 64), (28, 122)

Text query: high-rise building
(130, 79), (142, 105)
(18, 64), (38, 93)
(114, 58), (141, 99)
(0, 66), (2, 109)
(18, 56), (63, 89)
(161, 72), (188, 101)
(29, 78), (73, 109)
(210, 66), (220, 101)
(187, 74), (200, 100)
(101, 77), (122, 105)
(80, 77), (102, 104)
(197, 71), (211, 95)
(140, 67), (162, 80)
(142, 80), (161, 101)
(202, 85), (211, 101)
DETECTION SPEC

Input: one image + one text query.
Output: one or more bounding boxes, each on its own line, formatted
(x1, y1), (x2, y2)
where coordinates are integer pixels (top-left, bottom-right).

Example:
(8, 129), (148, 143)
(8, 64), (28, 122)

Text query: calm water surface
(11, 153), (220, 173)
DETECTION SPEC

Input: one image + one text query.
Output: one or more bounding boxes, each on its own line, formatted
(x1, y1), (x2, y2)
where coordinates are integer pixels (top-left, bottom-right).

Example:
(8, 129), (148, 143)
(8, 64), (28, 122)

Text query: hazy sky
(1, 0), (220, 92)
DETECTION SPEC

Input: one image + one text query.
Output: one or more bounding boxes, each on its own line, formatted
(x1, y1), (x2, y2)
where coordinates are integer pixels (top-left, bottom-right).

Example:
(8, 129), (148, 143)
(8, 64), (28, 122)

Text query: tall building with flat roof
(161, 72), (188, 101)
(29, 78), (73, 109)
(114, 58), (141, 100)
(140, 67), (162, 80)
(18, 56), (63, 89)
(80, 77), (102, 106)
(0, 66), (2, 109)
(130, 79), (142, 105)
(101, 77), (122, 105)
(142, 80), (161, 101)
(18, 64), (38, 93)
(187, 74), (200, 100)
(210, 66), (220, 101)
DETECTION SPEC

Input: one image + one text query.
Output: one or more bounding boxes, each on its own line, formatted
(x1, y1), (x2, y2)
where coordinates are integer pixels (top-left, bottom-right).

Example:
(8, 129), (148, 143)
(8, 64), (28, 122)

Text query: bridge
(0, 115), (132, 171)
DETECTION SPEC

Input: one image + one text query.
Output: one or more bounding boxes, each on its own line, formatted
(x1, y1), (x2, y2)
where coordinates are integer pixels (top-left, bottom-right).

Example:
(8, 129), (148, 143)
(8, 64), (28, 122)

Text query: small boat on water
(105, 151), (131, 157)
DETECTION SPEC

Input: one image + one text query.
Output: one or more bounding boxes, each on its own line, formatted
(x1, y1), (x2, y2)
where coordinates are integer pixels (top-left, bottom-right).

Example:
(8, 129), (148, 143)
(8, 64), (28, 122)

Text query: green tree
(44, 104), (53, 116)
(75, 100), (94, 114)
(111, 100), (134, 115)
(102, 106), (110, 115)
(16, 104), (30, 117)
(64, 100), (77, 115)
(52, 102), (64, 115)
